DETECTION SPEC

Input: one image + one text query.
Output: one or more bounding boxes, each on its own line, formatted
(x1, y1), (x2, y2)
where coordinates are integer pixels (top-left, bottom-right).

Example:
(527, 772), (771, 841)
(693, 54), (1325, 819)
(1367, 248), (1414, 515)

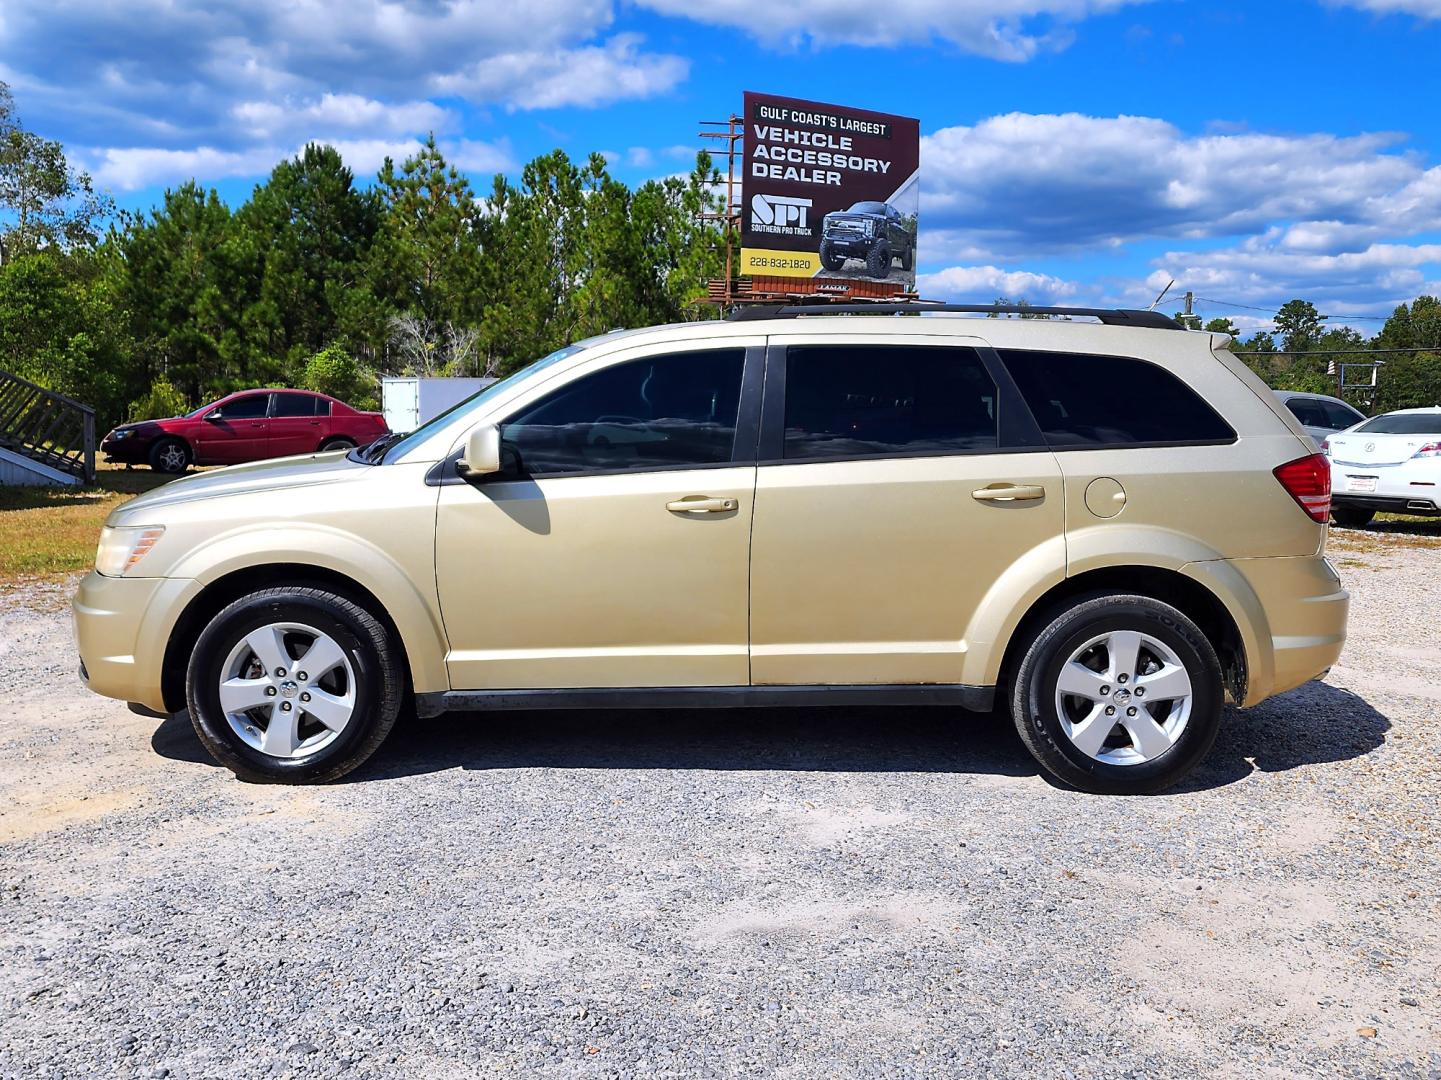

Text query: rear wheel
(1010, 594), (1223, 795)
(185, 587), (404, 783)
(865, 243), (891, 278)
(149, 438), (191, 474)
(320, 436), (356, 453)
(1331, 505), (1375, 528)
(900, 244), (914, 272)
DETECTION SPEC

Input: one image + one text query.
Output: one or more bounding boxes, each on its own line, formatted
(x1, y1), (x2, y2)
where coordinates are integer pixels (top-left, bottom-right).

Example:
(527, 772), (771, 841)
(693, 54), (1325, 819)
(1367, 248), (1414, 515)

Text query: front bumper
(100, 437), (151, 464)
(73, 571), (195, 713)
(821, 234), (874, 255)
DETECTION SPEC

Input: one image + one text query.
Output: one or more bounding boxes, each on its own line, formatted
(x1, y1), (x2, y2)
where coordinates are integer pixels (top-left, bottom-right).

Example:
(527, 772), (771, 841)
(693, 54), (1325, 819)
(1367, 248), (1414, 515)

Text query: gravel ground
(1, 533), (1438, 1079)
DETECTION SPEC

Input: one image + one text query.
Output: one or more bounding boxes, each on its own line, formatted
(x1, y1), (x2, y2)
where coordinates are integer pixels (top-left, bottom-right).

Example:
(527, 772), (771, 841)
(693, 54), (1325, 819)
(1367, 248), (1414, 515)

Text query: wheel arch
(992, 566), (1250, 707)
(160, 562), (427, 713)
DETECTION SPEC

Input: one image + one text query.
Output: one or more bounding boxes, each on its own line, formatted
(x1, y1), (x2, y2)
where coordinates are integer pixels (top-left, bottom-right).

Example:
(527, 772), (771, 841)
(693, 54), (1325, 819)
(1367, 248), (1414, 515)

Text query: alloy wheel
(1053, 629), (1193, 766)
(218, 622), (356, 759)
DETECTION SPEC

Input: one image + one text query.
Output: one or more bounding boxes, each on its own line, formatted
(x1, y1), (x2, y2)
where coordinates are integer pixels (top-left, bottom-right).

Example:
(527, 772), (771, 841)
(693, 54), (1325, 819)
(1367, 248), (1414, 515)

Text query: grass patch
(0, 465), (176, 581)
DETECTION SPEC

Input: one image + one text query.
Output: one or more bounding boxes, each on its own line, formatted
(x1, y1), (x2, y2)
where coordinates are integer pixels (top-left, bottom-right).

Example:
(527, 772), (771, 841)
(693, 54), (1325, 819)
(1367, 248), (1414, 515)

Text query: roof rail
(726, 302), (1184, 331)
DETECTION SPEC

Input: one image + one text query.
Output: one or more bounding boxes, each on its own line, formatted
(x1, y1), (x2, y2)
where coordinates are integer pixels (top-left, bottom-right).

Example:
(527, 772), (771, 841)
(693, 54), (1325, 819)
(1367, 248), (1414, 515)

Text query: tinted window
(1285, 398), (1327, 428)
(502, 350), (745, 476)
(1357, 413), (1441, 435)
(783, 346), (998, 460)
(272, 392), (322, 417)
(999, 350), (1234, 446)
(211, 394), (269, 420)
(1322, 401), (1362, 430)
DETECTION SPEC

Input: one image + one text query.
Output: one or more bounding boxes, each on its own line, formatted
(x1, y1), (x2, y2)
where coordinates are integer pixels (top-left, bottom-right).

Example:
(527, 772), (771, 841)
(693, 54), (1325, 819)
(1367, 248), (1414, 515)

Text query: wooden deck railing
(0, 369), (96, 483)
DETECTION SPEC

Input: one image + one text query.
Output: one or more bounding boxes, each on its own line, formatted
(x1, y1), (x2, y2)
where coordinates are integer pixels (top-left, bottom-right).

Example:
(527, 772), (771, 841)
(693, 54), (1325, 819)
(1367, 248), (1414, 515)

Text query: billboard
(741, 90), (920, 288)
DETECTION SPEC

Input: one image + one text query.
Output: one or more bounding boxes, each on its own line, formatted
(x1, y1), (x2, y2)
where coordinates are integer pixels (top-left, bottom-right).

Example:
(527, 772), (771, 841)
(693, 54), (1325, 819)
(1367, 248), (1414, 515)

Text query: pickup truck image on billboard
(741, 91), (919, 288)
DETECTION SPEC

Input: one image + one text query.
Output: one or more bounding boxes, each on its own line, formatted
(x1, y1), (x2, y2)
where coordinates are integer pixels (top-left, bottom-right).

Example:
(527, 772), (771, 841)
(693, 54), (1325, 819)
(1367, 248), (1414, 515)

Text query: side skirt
(414, 684), (996, 719)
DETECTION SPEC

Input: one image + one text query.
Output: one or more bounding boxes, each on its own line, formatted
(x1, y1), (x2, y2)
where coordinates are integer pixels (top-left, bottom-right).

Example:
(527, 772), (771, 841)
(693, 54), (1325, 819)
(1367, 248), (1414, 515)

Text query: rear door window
(1321, 401), (1363, 430)
(782, 345), (998, 460)
(271, 392), (323, 417)
(997, 349), (1234, 447)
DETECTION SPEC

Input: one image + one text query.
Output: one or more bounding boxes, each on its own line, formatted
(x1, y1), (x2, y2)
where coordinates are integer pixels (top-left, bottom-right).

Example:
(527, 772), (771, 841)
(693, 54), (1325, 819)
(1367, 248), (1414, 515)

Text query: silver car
(1273, 390), (1365, 445)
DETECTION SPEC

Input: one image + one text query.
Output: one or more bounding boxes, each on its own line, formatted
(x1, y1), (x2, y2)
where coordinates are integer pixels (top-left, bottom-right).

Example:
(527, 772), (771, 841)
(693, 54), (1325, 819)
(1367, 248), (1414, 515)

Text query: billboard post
(738, 91), (919, 299)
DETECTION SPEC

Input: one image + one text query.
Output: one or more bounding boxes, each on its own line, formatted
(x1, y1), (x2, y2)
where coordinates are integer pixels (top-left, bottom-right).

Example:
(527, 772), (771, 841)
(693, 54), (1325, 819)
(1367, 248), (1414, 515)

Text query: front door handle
(972, 483), (1046, 503)
(666, 496), (738, 514)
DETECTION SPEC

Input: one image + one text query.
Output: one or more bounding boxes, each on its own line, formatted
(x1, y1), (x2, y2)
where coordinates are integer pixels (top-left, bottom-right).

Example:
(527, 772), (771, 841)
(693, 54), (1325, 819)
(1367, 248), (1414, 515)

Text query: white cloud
(0, 0), (687, 191)
(917, 265), (1083, 302)
(233, 94), (454, 142)
(1327, 1), (1441, 16)
(920, 113), (1435, 260)
(636, 0), (1149, 60)
(432, 34), (688, 111)
(87, 137), (514, 191)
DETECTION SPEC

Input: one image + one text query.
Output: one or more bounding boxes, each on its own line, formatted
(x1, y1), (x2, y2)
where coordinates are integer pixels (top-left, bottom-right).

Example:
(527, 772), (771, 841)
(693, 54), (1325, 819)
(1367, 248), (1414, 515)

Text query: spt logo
(750, 193), (812, 232)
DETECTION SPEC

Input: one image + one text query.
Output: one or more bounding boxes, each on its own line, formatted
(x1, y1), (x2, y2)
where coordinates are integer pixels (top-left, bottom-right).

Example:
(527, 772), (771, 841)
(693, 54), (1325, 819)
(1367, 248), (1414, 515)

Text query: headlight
(95, 526), (165, 577)
(110, 429), (133, 440)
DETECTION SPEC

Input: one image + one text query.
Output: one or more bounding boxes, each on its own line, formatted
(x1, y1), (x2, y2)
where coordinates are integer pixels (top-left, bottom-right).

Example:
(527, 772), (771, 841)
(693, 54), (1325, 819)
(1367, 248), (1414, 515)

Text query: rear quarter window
(997, 349), (1235, 447)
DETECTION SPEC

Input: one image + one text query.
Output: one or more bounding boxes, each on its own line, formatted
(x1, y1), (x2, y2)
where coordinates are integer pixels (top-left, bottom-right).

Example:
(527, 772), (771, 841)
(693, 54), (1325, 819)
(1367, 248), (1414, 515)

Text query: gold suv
(73, 304), (1348, 794)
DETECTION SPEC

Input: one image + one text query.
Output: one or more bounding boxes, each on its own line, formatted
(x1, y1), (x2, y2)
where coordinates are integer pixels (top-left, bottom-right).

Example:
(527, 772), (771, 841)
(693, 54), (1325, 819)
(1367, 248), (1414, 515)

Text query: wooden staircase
(0, 369), (96, 486)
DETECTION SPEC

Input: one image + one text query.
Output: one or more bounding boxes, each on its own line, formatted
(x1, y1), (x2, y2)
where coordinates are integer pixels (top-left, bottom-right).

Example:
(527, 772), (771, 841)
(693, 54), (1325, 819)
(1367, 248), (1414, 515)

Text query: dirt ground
(0, 527), (1437, 1078)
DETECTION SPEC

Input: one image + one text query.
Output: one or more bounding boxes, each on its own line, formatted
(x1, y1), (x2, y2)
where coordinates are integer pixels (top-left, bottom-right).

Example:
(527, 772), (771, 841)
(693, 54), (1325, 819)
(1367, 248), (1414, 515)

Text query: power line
(1191, 295), (1393, 324)
(1233, 346), (1439, 356)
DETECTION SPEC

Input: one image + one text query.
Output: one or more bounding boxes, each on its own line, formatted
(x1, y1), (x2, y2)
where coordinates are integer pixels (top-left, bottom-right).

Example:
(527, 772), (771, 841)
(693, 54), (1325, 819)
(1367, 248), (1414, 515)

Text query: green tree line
(1195, 296), (1441, 414)
(0, 82), (724, 430)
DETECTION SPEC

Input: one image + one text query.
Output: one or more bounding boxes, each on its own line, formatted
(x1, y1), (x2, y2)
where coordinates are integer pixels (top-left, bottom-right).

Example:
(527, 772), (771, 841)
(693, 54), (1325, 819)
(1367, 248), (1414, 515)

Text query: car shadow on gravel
(349, 706), (1039, 781)
(1175, 680), (1390, 793)
(148, 680), (1390, 792)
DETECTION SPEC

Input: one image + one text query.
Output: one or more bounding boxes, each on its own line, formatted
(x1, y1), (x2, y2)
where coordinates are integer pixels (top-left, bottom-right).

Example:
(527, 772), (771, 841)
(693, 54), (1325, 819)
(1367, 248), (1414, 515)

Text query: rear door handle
(666, 496), (738, 514)
(972, 483), (1046, 503)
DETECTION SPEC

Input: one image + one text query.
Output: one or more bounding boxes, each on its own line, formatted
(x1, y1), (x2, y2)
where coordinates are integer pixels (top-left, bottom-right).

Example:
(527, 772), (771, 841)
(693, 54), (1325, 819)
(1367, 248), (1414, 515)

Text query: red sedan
(101, 389), (389, 473)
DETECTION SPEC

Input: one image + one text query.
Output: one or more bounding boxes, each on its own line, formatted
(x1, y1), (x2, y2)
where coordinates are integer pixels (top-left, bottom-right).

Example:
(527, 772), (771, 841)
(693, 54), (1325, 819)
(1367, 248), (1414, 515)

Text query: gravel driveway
(1, 532), (1438, 1079)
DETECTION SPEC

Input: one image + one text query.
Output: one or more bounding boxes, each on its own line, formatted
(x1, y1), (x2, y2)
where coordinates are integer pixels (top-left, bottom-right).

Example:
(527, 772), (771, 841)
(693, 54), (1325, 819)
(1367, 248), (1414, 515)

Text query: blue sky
(3, 0), (1439, 332)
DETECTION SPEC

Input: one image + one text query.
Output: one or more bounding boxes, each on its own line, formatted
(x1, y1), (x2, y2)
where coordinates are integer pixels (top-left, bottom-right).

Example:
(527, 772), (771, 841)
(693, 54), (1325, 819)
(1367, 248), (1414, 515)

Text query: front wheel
(1331, 505), (1375, 528)
(819, 241), (845, 272)
(185, 587), (404, 783)
(1010, 594), (1223, 795)
(149, 438), (191, 474)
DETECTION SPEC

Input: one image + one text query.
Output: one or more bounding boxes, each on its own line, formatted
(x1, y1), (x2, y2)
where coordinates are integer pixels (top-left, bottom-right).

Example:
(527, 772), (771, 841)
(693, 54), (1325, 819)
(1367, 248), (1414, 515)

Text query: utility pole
(1180, 291), (1200, 330)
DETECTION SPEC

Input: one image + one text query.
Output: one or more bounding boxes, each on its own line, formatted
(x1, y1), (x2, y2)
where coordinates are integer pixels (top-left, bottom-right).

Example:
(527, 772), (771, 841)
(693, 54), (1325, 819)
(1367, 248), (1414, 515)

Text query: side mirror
(457, 424), (502, 478)
(204, 410), (222, 422)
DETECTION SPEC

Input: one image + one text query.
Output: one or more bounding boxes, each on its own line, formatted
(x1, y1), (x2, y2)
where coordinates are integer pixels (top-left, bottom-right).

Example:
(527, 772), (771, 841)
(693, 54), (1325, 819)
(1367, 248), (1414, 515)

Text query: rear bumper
(1332, 493), (1441, 515)
(1184, 553), (1349, 707)
(72, 571), (195, 713)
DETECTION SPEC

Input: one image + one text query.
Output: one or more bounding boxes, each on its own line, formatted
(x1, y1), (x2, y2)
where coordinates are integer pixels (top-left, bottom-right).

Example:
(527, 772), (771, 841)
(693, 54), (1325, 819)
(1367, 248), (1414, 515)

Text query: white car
(1324, 407), (1441, 526)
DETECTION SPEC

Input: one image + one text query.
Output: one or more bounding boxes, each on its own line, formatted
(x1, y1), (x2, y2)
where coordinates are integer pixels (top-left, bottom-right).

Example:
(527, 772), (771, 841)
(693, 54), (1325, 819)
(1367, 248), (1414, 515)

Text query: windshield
(848, 201), (886, 214)
(1356, 413), (1441, 435)
(376, 343), (588, 462)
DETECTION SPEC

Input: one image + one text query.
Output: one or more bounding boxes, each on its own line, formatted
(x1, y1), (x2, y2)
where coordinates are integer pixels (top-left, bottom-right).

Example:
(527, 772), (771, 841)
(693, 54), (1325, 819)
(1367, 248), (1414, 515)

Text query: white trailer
(382, 377), (496, 433)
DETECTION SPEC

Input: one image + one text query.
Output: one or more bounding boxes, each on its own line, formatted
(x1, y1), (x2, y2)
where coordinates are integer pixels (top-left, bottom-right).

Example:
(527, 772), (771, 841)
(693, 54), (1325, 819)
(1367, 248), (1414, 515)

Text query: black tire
(1331, 505), (1375, 528)
(320, 436), (356, 453)
(900, 244), (914, 272)
(865, 243), (891, 278)
(819, 241), (845, 272)
(1010, 594), (1223, 795)
(149, 437), (192, 474)
(185, 587), (404, 784)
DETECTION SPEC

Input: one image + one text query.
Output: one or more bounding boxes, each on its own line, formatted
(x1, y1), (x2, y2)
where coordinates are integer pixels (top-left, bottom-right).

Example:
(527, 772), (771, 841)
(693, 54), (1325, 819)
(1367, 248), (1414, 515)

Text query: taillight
(1320, 437), (1331, 455)
(1411, 442), (1441, 459)
(1273, 453), (1331, 523)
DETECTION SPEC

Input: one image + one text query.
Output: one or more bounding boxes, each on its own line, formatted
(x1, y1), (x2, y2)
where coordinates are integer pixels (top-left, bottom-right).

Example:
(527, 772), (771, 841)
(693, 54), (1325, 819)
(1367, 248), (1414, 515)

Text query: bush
(302, 343), (378, 410)
(127, 377), (189, 422)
